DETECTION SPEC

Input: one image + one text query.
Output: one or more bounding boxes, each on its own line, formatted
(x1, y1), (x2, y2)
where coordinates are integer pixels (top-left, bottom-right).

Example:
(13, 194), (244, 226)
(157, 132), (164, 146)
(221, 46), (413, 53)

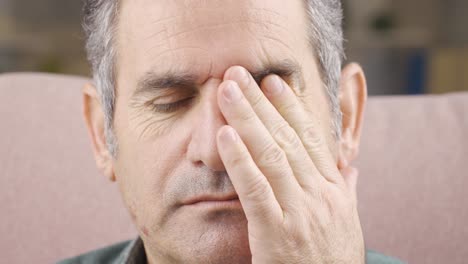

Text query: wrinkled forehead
(117, 0), (310, 82)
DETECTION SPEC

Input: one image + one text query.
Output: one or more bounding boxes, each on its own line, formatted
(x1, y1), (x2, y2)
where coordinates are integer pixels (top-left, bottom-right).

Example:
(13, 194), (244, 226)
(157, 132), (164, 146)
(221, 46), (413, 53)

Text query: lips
(182, 193), (239, 205)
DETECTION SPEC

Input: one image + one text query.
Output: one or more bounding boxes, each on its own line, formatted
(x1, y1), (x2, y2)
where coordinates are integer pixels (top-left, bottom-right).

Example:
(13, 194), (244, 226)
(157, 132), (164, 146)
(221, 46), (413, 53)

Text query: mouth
(183, 193), (240, 205)
(180, 193), (242, 211)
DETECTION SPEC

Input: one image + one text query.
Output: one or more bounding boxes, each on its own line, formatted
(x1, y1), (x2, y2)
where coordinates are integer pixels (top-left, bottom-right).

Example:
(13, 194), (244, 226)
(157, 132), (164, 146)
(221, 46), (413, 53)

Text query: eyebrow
(134, 59), (304, 97)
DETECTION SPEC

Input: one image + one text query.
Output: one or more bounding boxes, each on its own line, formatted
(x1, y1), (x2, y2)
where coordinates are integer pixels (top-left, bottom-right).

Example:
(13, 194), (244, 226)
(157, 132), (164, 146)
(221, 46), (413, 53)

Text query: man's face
(112, 0), (335, 262)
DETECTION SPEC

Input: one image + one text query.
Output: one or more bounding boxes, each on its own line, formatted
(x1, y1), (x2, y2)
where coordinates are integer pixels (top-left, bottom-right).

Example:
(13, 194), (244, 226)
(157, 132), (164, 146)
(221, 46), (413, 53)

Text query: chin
(148, 209), (252, 264)
(185, 225), (252, 264)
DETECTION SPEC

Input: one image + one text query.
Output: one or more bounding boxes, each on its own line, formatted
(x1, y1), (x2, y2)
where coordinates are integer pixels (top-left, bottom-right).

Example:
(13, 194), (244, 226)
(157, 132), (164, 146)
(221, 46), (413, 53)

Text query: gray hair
(82, 0), (345, 157)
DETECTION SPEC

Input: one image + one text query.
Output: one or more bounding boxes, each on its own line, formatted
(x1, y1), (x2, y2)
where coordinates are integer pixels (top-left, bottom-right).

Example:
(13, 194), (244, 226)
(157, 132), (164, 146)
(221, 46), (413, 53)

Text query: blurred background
(0, 0), (467, 95)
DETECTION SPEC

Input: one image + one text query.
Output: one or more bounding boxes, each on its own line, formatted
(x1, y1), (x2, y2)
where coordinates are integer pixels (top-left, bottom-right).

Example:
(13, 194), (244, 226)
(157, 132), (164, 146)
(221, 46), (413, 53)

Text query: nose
(186, 79), (227, 172)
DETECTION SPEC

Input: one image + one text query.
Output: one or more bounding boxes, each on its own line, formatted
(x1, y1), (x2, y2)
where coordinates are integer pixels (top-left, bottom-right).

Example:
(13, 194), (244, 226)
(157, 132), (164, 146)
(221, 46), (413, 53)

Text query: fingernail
(265, 75), (284, 95)
(231, 67), (250, 86)
(223, 82), (242, 102)
(221, 127), (238, 143)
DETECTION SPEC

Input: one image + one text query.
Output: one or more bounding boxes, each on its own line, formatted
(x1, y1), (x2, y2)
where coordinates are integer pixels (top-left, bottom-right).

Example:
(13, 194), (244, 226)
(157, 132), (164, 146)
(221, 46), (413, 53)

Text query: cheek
(115, 128), (187, 198)
(113, 138), (182, 236)
(113, 113), (192, 229)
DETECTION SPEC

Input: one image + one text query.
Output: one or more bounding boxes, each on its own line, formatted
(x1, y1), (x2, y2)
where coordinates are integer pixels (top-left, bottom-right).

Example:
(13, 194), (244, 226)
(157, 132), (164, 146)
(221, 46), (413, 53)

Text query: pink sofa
(1, 73), (467, 264)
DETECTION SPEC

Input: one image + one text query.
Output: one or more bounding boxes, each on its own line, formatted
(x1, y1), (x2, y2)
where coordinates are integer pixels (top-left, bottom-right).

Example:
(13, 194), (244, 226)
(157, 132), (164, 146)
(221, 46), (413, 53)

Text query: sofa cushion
(1, 73), (467, 264)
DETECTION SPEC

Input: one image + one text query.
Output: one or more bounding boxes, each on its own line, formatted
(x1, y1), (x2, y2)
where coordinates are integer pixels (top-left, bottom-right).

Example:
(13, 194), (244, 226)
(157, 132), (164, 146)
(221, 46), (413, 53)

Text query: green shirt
(57, 238), (405, 264)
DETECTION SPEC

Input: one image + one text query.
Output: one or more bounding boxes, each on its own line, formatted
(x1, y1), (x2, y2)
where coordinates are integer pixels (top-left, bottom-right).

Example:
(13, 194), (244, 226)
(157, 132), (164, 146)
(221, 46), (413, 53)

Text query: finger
(217, 80), (303, 207)
(340, 166), (359, 200)
(224, 66), (322, 189)
(216, 125), (283, 227)
(261, 75), (343, 185)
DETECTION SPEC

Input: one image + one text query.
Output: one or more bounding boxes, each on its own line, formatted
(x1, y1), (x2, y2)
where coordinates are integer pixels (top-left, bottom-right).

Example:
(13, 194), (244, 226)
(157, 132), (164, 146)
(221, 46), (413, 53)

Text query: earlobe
(337, 63), (367, 168)
(82, 83), (116, 182)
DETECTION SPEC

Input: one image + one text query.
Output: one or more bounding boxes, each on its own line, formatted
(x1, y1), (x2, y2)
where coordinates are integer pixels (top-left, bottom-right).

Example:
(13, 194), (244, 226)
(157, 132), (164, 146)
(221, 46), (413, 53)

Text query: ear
(82, 83), (116, 181)
(337, 63), (367, 170)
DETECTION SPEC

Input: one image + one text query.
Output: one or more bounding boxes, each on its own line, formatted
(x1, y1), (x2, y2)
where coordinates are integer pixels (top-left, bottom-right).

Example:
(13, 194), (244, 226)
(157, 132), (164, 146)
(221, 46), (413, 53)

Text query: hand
(215, 66), (365, 264)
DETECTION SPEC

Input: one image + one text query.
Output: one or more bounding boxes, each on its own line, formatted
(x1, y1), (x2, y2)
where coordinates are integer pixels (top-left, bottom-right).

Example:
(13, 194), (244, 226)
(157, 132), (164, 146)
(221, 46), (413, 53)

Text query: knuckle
(228, 150), (250, 169)
(259, 142), (286, 166)
(249, 92), (264, 110)
(237, 108), (257, 123)
(277, 101), (298, 115)
(271, 123), (301, 148)
(244, 173), (272, 201)
(300, 124), (323, 150)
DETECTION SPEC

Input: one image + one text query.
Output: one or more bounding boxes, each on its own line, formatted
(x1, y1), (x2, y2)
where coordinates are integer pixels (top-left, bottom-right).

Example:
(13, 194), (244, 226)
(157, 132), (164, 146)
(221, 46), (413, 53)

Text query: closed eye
(150, 97), (194, 113)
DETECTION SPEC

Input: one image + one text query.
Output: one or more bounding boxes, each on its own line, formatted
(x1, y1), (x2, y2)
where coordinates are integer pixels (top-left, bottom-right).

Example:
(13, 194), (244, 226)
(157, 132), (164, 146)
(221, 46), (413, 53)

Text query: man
(59, 0), (404, 263)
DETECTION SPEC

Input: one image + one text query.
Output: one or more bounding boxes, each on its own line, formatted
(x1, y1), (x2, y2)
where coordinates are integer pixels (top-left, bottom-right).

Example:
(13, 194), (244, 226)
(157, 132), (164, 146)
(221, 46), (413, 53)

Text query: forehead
(117, 0), (310, 82)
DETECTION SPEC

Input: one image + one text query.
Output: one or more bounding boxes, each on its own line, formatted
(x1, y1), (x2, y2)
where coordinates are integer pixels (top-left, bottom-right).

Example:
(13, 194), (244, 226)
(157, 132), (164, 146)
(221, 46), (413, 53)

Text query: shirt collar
(116, 237), (147, 264)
